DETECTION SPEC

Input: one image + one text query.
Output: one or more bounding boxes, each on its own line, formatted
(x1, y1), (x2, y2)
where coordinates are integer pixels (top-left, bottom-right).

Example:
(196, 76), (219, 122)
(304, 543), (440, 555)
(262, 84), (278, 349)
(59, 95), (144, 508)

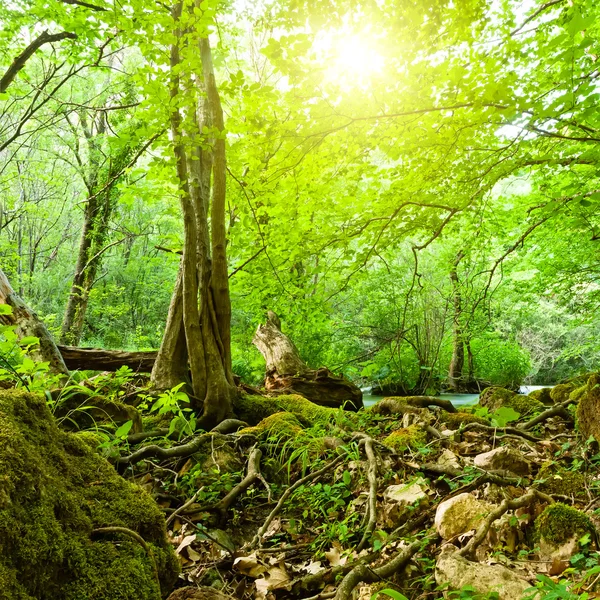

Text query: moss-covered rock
(535, 503), (592, 546)
(478, 386), (543, 416)
(550, 383), (577, 404)
(442, 411), (490, 428)
(234, 393), (335, 426)
(0, 390), (179, 600)
(528, 388), (553, 406)
(367, 397), (424, 416)
(576, 373), (600, 443)
(238, 411), (304, 438)
(536, 463), (586, 497)
(383, 425), (426, 452)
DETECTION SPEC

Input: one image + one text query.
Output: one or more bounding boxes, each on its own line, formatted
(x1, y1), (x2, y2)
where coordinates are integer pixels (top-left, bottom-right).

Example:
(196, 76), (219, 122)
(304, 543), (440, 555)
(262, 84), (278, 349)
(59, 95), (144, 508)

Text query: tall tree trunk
(60, 109), (135, 346)
(448, 251), (465, 391)
(151, 5), (236, 428)
(0, 268), (68, 375)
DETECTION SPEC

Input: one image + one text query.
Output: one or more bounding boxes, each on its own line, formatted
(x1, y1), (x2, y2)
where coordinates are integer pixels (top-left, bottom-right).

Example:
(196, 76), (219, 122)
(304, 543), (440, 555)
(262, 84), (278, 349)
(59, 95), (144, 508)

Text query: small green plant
(490, 406), (520, 427)
(139, 382), (197, 438)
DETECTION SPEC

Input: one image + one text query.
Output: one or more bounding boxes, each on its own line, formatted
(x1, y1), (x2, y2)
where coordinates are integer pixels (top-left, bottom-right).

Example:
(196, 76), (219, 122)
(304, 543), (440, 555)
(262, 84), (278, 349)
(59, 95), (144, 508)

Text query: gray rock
(474, 446), (530, 477)
(434, 493), (491, 540)
(436, 547), (531, 600)
(383, 479), (428, 505)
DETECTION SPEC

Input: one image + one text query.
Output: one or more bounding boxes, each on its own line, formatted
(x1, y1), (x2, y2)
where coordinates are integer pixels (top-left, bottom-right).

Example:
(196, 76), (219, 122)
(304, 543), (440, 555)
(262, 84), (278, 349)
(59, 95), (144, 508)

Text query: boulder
(435, 547), (530, 600)
(434, 493), (491, 540)
(0, 389), (179, 600)
(576, 373), (600, 443)
(479, 386), (543, 416)
(528, 388), (553, 406)
(473, 446), (530, 477)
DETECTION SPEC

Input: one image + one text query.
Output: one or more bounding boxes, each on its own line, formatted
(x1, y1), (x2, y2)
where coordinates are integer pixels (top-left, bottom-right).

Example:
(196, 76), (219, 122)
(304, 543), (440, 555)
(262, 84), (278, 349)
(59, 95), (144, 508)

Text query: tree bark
(253, 312), (363, 411)
(448, 251), (465, 391)
(0, 268), (68, 375)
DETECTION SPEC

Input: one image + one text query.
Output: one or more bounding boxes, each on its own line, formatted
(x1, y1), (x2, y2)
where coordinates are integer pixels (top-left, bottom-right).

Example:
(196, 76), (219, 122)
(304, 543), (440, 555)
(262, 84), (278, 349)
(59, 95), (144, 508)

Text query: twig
(357, 438), (378, 551)
(460, 422), (541, 442)
(91, 526), (160, 590)
(165, 490), (201, 527)
(250, 454), (346, 548)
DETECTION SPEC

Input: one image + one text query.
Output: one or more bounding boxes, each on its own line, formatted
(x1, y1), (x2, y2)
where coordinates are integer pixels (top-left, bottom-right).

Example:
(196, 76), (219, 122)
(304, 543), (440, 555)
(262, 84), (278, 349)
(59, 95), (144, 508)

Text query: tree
(149, 4), (236, 427)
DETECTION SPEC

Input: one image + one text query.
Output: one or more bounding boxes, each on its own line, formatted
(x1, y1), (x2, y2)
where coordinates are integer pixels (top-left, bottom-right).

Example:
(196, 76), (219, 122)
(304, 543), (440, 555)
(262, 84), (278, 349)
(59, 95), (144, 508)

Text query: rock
(434, 493), (491, 540)
(437, 449), (461, 471)
(539, 536), (579, 563)
(435, 547), (530, 600)
(381, 479), (428, 528)
(383, 479), (428, 504)
(535, 503), (592, 548)
(528, 388), (553, 405)
(576, 373), (600, 443)
(473, 446), (530, 476)
(0, 390), (179, 599)
(383, 425), (427, 452)
(167, 587), (235, 600)
(479, 386), (543, 416)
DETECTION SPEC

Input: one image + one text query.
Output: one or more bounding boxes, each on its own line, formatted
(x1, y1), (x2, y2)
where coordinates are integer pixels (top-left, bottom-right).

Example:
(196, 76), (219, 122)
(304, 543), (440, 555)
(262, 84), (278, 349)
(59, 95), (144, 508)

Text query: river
(361, 385), (550, 409)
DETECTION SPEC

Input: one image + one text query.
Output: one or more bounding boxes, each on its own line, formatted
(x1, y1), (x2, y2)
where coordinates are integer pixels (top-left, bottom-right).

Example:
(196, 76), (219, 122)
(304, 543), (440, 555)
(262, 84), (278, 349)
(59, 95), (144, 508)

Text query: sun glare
(317, 30), (385, 87)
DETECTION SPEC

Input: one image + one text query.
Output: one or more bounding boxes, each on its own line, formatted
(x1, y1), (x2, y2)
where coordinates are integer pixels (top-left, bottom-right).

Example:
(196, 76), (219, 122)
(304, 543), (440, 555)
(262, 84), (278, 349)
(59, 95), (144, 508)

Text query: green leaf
(371, 590), (409, 600)
(0, 305), (13, 315)
(115, 420), (133, 439)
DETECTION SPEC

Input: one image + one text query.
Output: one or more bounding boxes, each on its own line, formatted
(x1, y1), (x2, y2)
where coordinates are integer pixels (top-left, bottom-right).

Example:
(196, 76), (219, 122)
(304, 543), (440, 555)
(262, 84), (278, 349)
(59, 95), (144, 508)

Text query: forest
(1, 0), (600, 598)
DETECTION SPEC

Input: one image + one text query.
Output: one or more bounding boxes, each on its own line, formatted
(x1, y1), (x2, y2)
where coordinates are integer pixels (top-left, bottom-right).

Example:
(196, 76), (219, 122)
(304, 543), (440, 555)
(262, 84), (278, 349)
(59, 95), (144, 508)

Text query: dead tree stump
(252, 311), (363, 411)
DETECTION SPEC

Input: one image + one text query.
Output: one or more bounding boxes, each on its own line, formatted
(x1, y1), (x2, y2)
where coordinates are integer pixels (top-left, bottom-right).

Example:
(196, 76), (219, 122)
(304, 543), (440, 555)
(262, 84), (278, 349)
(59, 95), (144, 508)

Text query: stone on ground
(435, 547), (531, 600)
(434, 493), (491, 540)
(473, 446), (530, 476)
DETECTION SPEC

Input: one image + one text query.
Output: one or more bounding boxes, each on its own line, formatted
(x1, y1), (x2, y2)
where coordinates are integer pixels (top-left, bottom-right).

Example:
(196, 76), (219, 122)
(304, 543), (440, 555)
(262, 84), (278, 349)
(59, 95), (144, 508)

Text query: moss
(442, 411), (490, 428)
(383, 425), (426, 452)
(0, 390), (179, 600)
(528, 388), (553, 405)
(535, 503), (592, 545)
(551, 383), (576, 404)
(234, 393), (335, 426)
(478, 386), (543, 416)
(536, 463), (586, 497)
(238, 411), (304, 438)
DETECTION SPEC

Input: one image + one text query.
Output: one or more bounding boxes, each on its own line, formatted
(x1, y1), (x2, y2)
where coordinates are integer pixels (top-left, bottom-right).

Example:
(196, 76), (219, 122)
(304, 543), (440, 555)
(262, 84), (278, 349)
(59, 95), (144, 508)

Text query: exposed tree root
(117, 433), (216, 465)
(250, 454), (347, 548)
(459, 489), (554, 558)
(333, 535), (438, 600)
(357, 437), (378, 551)
(520, 398), (575, 430)
(214, 446), (263, 515)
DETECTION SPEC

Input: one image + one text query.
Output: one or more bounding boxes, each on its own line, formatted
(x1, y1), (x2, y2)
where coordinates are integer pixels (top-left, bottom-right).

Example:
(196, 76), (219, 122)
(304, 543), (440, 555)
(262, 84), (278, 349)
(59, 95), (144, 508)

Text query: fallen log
(57, 345), (157, 372)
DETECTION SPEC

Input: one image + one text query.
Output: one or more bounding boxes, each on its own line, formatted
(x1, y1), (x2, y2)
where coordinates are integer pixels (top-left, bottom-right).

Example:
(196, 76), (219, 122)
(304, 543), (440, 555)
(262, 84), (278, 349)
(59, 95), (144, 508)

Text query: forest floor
(87, 372), (600, 600)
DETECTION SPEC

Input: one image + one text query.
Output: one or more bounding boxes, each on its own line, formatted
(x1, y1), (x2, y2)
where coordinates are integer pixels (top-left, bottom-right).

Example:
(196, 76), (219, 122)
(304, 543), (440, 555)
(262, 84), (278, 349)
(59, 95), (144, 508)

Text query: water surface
(362, 385), (550, 409)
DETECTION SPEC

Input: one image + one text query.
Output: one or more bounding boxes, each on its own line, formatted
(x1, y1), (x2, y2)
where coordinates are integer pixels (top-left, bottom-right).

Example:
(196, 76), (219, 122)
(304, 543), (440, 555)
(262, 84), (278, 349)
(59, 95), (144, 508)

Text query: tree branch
(1, 31), (78, 94)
